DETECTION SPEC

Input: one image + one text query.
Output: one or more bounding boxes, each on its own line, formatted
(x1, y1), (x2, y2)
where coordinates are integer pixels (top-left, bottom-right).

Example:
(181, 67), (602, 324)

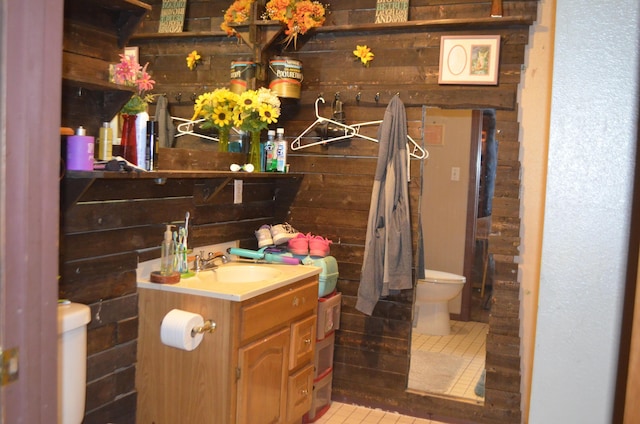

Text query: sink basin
(139, 260), (322, 302)
(199, 265), (282, 284)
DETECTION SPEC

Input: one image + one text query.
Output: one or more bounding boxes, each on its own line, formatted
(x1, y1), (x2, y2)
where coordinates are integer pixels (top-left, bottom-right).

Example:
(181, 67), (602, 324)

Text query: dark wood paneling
(61, 0), (539, 422)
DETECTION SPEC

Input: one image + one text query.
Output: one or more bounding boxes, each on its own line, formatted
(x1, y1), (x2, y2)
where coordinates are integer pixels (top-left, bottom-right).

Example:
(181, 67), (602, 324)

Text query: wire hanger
(290, 96), (428, 160)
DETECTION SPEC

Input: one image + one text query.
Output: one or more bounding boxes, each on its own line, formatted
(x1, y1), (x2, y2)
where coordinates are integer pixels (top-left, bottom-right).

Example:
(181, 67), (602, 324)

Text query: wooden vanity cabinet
(136, 276), (318, 424)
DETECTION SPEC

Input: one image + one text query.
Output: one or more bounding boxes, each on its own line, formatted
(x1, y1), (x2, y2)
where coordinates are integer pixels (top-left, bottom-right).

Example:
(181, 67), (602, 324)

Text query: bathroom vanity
(136, 263), (320, 424)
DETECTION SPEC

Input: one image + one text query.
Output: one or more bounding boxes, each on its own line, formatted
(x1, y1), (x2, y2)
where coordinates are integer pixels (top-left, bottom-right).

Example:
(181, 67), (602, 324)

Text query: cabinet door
(237, 327), (290, 424)
(289, 314), (316, 371)
(286, 364), (314, 424)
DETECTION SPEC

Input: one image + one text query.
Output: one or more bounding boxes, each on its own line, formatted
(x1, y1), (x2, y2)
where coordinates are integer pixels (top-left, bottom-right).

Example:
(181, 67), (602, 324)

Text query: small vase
(248, 130), (262, 171)
(218, 127), (230, 152)
(121, 114), (137, 165)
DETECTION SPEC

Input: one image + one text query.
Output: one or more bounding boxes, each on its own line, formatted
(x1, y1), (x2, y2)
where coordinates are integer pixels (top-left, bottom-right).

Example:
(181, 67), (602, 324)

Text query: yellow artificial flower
(186, 50), (201, 70)
(353, 45), (375, 67)
(259, 103), (280, 124)
(238, 90), (259, 111)
(212, 106), (232, 127)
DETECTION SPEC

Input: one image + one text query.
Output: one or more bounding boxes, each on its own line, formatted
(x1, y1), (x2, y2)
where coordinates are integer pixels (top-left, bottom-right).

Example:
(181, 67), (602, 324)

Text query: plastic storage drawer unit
(303, 370), (333, 423)
(317, 292), (341, 340)
(314, 331), (335, 379)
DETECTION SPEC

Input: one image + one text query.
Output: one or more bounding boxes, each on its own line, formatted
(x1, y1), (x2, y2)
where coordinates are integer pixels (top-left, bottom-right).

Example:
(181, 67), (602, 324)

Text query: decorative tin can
(268, 56), (303, 99)
(230, 59), (256, 94)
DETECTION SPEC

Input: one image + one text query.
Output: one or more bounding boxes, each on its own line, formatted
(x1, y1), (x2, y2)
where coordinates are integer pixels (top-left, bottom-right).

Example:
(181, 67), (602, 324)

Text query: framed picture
(438, 35), (501, 85)
(124, 46), (139, 65)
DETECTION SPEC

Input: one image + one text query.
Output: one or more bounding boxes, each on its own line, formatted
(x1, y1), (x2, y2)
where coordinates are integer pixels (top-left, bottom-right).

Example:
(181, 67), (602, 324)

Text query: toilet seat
(423, 269), (466, 284)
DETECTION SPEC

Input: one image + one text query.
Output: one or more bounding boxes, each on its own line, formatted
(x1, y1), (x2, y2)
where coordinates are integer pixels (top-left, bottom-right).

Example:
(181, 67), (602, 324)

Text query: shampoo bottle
(160, 225), (176, 276)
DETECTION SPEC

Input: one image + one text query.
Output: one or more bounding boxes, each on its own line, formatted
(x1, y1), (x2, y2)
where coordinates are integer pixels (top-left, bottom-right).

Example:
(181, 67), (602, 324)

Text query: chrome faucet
(194, 251), (229, 271)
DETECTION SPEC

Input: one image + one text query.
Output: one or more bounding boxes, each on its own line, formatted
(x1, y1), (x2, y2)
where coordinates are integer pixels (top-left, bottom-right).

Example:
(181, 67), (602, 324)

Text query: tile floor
(313, 401), (449, 424)
(409, 320), (488, 401)
(311, 321), (488, 424)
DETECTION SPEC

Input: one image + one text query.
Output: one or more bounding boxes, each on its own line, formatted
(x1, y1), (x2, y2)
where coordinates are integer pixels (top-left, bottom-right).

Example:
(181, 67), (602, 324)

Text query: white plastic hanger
(290, 97), (357, 150)
(289, 96), (428, 160)
(173, 116), (219, 142)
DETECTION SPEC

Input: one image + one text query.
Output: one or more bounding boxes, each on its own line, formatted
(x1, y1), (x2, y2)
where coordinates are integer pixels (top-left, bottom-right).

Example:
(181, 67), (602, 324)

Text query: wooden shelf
(65, 0), (151, 48)
(132, 30), (228, 40)
(63, 0), (151, 132)
(61, 170), (302, 211)
(132, 16), (534, 43)
(64, 170), (303, 180)
(314, 16), (535, 33)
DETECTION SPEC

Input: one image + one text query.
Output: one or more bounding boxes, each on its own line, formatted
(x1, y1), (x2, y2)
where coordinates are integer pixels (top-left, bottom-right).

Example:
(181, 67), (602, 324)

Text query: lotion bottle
(98, 122), (113, 160)
(160, 225), (176, 276)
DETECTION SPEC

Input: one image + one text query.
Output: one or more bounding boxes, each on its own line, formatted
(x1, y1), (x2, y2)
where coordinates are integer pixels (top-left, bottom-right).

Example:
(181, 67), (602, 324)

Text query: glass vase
(218, 127), (230, 152)
(248, 130), (262, 171)
(121, 114), (137, 165)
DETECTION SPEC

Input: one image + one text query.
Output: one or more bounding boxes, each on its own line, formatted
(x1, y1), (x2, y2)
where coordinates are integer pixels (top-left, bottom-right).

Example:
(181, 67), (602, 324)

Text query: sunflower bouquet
(191, 87), (280, 157)
(232, 87), (281, 169)
(233, 87), (281, 132)
(191, 88), (239, 131)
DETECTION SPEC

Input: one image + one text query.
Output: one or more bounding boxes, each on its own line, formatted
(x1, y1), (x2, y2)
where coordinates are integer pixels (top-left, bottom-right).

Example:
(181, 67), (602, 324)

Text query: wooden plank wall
(58, 175), (300, 423)
(60, 0), (538, 423)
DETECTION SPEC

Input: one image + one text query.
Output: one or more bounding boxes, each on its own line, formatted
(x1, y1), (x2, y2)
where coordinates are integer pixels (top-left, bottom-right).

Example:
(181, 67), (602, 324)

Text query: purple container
(66, 135), (94, 171)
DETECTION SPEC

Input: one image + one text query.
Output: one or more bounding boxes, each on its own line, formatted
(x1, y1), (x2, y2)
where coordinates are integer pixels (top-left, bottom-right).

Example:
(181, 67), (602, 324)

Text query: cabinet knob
(304, 338), (311, 345)
(301, 389), (308, 396)
(292, 297), (299, 307)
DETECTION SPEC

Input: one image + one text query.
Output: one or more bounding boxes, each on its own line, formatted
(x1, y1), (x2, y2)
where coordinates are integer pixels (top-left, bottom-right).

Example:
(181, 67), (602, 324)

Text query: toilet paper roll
(160, 309), (205, 351)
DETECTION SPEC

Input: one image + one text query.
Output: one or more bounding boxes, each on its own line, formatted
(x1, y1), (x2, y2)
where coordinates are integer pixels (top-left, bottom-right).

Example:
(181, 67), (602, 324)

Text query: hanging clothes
(154, 94), (176, 148)
(356, 95), (413, 316)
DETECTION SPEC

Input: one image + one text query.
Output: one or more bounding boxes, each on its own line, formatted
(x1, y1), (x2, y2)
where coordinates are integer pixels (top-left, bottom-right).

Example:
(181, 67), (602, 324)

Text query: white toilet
(57, 302), (91, 424)
(415, 269), (466, 336)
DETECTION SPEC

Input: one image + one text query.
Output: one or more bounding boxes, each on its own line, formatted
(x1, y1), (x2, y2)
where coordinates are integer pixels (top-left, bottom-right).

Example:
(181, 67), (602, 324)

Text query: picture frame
(124, 46), (139, 65)
(438, 35), (501, 85)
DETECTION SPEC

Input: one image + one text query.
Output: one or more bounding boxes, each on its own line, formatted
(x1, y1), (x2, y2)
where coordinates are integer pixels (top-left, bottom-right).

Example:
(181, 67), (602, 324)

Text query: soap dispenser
(160, 224), (176, 276)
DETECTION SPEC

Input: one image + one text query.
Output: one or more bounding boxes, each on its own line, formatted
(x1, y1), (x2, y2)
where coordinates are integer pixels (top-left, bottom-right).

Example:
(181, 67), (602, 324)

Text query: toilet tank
(57, 302), (91, 424)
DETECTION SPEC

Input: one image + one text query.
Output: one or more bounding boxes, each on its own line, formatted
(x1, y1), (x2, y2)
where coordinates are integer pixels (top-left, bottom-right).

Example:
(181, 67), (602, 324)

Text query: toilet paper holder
(191, 319), (217, 337)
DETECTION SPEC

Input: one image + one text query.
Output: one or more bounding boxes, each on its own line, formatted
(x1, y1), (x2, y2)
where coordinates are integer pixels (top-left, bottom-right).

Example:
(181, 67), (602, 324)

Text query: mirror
(408, 107), (497, 403)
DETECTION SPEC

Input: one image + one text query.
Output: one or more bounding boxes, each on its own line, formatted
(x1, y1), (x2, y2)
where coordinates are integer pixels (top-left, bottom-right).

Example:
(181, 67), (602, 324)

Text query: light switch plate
(234, 179), (243, 204)
(451, 167), (460, 181)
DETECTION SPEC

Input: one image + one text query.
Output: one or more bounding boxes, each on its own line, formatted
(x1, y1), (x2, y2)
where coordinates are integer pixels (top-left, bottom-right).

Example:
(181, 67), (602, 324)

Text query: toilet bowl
(415, 269), (466, 336)
(57, 302), (91, 424)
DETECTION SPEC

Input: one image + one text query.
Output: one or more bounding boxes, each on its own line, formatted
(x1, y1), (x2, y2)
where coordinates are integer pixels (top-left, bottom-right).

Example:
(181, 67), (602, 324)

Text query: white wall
(528, 1), (639, 423)
(518, 0), (555, 418)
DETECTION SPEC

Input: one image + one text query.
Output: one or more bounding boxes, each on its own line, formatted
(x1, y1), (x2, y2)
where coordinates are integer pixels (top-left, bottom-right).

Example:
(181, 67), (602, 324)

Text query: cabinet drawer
(289, 314), (316, 371)
(286, 364), (314, 424)
(241, 279), (318, 342)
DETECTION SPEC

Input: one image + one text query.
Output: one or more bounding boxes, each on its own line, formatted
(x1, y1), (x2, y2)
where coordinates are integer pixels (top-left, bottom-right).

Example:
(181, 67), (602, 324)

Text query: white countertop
(137, 262), (321, 301)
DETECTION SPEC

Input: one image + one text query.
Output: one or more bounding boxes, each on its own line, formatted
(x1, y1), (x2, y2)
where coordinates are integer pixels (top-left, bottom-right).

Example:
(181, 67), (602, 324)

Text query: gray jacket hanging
(154, 94), (176, 148)
(356, 95), (413, 316)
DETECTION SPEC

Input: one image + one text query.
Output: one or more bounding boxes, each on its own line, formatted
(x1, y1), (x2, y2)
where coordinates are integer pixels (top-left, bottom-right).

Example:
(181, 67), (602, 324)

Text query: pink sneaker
(288, 233), (309, 255)
(309, 235), (332, 257)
